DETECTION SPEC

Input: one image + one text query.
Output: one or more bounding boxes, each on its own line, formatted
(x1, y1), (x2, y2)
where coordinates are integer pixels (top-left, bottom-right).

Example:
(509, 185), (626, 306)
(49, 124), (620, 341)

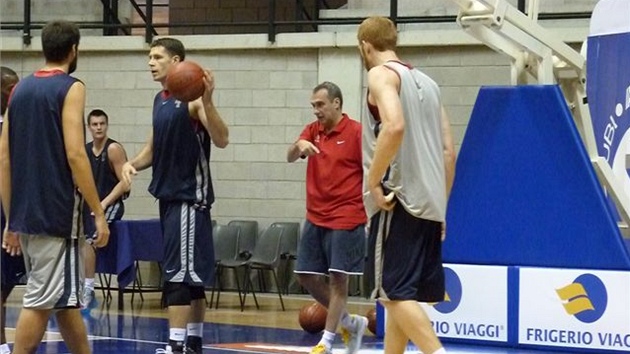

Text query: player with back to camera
(0, 20), (110, 354)
(0, 66), (25, 354)
(122, 37), (229, 354)
(358, 16), (456, 354)
(288, 81), (368, 354)
(81, 108), (130, 315)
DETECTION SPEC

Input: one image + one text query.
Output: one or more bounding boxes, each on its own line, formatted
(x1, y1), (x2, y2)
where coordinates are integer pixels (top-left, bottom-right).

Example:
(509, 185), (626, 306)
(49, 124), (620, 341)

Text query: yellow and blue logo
(434, 267), (462, 314)
(556, 273), (607, 323)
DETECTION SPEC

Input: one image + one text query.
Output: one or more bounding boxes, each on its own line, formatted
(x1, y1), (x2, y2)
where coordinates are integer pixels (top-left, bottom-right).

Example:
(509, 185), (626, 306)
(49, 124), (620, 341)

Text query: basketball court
(2, 291), (577, 354)
(2, 0), (630, 353)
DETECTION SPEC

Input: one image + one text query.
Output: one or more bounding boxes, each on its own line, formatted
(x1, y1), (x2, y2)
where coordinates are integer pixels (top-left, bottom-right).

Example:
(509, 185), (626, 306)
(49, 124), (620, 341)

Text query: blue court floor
(3, 303), (583, 354)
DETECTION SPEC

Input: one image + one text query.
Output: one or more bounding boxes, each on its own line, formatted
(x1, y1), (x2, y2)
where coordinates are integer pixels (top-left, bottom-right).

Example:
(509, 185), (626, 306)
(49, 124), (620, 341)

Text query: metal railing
(0, 0), (592, 45)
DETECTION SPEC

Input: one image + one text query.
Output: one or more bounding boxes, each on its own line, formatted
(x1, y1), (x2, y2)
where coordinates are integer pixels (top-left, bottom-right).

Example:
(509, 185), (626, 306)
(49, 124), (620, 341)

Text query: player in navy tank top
(122, 38), (228, 354)
(81, 109), (130, 314)
(0, 66), (25, 354)
(149, 92), (213, 206)
(0, 21), (109, 354)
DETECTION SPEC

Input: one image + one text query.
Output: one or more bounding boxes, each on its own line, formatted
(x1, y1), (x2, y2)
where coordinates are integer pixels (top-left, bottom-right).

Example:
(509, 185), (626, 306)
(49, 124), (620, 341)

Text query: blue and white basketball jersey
(148, 92), (214, 207)
(7, 70), (82, 237)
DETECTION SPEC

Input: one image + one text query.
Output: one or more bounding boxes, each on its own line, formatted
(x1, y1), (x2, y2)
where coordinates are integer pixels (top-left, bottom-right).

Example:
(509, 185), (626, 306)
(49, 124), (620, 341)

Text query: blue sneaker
(80, 289), (98, 315)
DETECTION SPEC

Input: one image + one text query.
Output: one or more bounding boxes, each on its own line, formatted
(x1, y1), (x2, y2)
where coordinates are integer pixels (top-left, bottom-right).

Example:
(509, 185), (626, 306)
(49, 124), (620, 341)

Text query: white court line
(204, 343), (422, 354)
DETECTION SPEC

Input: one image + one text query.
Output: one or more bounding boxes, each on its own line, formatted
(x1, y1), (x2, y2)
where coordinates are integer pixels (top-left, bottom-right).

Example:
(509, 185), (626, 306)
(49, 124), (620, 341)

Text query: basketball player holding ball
(122, 37), (229, 354)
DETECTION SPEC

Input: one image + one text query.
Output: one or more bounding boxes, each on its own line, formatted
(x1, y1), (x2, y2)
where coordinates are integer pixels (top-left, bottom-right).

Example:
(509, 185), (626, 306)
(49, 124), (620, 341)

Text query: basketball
(165, 61), (205, 102)
(298, 302), (327, 334)
(366, 307), (377, 335)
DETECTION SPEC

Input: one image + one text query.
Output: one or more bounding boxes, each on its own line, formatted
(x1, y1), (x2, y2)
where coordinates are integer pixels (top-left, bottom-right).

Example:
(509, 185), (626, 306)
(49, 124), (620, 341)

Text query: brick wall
(0, 44), (513, 227)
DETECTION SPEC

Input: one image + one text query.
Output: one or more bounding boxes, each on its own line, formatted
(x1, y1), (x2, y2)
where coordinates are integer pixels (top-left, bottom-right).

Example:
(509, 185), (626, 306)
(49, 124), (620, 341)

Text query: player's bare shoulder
(106, 140), (126, 157)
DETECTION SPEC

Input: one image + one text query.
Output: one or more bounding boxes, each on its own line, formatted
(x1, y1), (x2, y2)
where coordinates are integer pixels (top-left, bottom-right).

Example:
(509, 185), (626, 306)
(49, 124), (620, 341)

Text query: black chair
(227, 220), (258, 260)
(241, 226), (286, 311)
(214, 221), (259, 310)
(269, 222), (300, 294)
(209, 224), (240, 309)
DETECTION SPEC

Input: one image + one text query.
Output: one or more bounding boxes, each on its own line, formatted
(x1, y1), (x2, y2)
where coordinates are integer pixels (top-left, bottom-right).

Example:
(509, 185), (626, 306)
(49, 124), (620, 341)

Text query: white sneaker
(341, 315), (368, 354)
(155, 345), (195, 354)
(0, 343), (11, 354)
(80, 288), (98, 315)
(155, 345), (174, 354)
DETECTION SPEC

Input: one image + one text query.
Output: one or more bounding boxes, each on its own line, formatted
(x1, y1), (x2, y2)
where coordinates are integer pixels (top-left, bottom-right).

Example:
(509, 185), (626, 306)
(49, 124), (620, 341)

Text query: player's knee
(296, 273), (317, 288)
(296, 273), (308, 287)
(328, 271), (348, 286)
(162, 282), (192, 306)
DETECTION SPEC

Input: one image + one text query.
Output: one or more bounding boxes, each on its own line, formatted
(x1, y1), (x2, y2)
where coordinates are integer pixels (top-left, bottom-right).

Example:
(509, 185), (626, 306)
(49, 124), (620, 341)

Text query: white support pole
(537, 49), (555, 84)
(451, 0), (630, 230)
(451, 0), (491, 13)
(527, 0), (539, 21)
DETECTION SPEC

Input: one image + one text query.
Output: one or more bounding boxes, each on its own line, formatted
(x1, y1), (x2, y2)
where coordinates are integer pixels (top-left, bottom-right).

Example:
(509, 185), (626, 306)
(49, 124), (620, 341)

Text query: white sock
(319, 330), (335, 349)
(431, 348), (447, 354)
(85, 278), (95, 291)
(169, 328), (186, 342)
(187, 322), (203, 337)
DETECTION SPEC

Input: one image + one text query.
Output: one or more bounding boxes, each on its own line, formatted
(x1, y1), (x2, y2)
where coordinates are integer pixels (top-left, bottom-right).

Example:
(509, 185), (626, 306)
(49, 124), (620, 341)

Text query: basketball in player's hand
(299, 302), (327, 333)
(166, 61), (205, 102)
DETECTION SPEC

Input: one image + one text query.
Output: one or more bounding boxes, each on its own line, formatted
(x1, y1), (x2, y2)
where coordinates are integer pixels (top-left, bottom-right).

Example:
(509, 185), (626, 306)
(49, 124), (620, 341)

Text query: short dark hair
(1, 66), (19, 116)
(0, 67), (18, 84)
(87, 109), (109, 125)
(150, 38), (186, 61)
(41, 20), (80, 63)
(313, 81), (343, 109)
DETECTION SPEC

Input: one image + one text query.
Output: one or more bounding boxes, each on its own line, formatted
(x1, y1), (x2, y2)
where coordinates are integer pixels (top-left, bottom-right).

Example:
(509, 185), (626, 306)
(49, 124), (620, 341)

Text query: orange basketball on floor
(166, 61), (205, 102)
(299, 302), (327, 334)
(366, 307), (377, 335)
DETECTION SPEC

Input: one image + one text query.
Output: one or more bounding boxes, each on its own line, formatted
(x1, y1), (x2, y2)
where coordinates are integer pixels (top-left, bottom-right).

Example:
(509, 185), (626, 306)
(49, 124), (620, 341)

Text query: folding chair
(209, 224), (241, 309)
(269, 222), (300, 294)
(241, 226), (285, 311)
(227, 220), (258, 261)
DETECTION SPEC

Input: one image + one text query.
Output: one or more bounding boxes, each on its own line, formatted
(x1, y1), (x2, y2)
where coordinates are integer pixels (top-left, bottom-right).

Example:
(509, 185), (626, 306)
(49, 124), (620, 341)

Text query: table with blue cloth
(96, 219), (163, 310)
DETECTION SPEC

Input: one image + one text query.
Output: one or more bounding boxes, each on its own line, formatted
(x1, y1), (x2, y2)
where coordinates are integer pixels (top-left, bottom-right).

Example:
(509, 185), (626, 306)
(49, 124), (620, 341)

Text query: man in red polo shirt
(287, 81), (368, 354)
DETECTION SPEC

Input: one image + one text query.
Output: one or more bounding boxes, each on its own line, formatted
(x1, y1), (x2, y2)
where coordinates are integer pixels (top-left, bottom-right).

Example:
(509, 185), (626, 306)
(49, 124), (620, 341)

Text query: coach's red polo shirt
(299, 114), (367, 229)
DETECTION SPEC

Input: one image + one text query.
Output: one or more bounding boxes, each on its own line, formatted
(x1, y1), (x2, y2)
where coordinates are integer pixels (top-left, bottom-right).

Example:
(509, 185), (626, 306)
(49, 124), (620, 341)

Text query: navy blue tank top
(148, 92), (214, 207)
(83, 138), (125, 214)
(7, 70), (81, 237)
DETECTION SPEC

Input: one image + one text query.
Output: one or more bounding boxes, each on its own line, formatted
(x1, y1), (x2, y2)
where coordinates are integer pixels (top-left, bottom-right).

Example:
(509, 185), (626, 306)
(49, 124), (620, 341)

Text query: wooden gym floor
(2, 286), (577, 353)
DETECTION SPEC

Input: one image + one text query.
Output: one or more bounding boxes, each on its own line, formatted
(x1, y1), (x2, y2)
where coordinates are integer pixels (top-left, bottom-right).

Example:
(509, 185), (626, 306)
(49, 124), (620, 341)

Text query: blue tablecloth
(96, 219), (163, 289)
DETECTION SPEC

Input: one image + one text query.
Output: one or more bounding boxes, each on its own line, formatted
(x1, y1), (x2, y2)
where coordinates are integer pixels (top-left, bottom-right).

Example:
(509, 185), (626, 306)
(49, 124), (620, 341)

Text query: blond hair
(357, 16), (397, 51)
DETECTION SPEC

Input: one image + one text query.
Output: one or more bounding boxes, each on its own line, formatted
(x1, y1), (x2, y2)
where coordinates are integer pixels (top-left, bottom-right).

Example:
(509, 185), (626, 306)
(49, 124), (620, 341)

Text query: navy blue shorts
(1, 210), (26, 298)
(295, 220), (366, 275)
(368, 201), (444, 302)
(83, 201), (124, 242)
(159, 201), (214, 287)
